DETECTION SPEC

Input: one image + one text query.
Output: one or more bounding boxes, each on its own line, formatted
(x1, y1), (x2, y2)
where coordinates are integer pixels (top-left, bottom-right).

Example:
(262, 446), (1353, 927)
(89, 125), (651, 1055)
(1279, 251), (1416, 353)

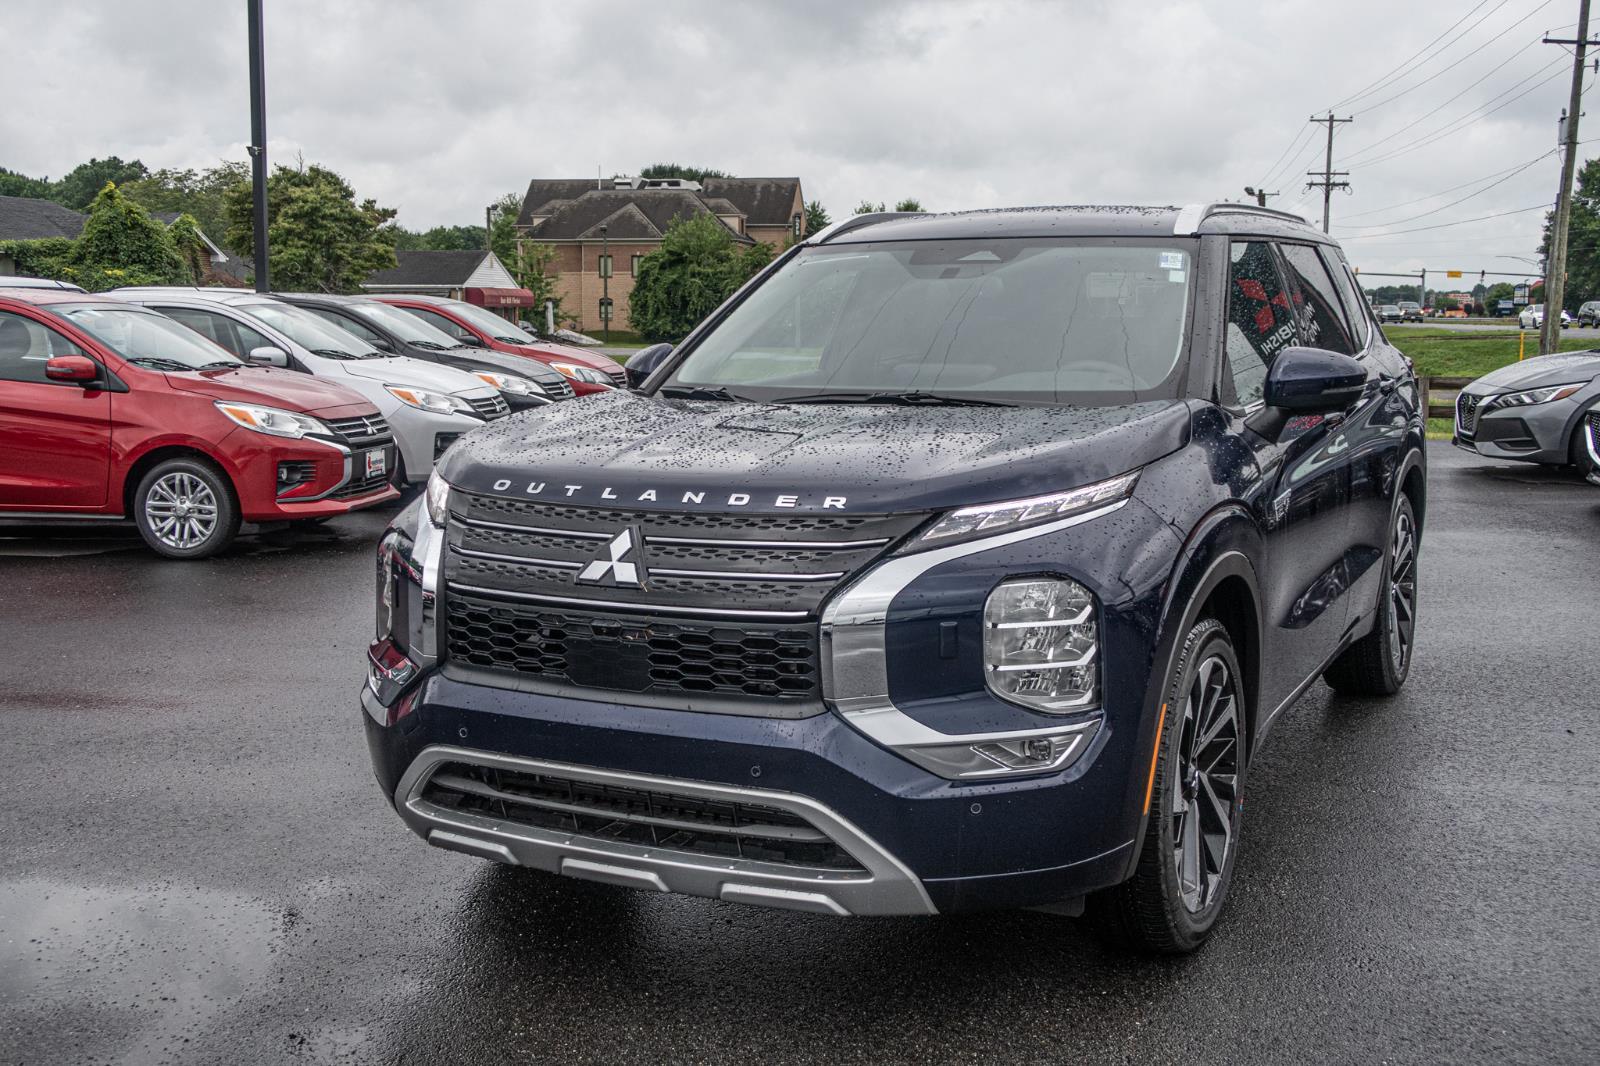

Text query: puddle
(0, 878), (280, 1065)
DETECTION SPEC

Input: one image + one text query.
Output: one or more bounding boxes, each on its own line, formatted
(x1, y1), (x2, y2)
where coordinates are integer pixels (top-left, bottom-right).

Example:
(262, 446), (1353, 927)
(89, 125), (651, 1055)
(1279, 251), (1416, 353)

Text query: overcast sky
(2, 0), (1589, 283)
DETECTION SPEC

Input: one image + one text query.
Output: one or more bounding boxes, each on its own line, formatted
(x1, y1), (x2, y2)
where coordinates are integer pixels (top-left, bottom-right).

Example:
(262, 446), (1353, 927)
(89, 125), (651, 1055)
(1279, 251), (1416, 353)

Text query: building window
(631, 254), (644, 275)
(597, 254), (613, 278)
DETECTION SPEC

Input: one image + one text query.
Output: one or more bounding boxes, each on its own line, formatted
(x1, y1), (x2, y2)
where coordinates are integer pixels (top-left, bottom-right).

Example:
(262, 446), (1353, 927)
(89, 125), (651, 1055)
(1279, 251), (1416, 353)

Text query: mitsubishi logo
(576, 527), (648, 587)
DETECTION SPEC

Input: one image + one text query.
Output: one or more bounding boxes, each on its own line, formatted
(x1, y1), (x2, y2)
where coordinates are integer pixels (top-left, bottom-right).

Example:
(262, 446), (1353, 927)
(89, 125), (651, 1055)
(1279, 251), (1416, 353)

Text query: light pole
(246, 0), (269, 292)
(599, 224), (610, 343)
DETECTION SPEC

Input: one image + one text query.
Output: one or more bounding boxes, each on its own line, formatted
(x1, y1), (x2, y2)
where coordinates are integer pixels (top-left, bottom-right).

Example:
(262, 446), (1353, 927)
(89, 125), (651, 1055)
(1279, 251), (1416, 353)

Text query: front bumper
(1452, 392), (1581, 464)
(387, 408), (490, 484)
(223, 428), (399, 520)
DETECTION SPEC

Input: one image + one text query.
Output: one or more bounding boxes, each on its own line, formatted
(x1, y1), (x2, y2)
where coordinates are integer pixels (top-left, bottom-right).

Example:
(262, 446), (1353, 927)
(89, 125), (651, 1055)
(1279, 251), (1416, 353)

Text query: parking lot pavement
(1, 440), (1597, 1066)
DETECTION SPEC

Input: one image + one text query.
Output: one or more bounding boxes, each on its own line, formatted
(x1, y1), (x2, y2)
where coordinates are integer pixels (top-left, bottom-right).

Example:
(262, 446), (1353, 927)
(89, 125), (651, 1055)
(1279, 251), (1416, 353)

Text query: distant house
(0, 193), (243, 283)
(362, 249), (533, 319)
(515, 176), (806, 332)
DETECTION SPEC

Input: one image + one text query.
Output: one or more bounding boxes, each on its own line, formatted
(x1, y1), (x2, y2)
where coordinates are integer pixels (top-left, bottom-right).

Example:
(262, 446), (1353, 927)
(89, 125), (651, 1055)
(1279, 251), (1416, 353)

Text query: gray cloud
(0, 0), (1583, 277)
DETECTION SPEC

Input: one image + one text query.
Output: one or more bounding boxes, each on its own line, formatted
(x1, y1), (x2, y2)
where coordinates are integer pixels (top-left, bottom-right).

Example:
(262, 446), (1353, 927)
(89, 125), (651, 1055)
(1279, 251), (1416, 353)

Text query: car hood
(1471, 351), (1600, 391)
(332, 354), (489, 394)
(437, 346), (567, 385)
(505, 338), (615, 369)
(163, 366), (368, 412)
(438, 390), (1192, 515)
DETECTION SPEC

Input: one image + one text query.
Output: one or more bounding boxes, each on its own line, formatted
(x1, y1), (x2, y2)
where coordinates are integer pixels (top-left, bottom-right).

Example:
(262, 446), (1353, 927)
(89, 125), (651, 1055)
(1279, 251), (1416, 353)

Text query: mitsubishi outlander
(362, 204), (1426, 953)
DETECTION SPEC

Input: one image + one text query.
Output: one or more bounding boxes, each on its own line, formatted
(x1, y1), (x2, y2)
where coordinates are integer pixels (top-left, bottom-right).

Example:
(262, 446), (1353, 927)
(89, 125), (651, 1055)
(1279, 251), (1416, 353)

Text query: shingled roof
(700, 178), (802, 228)
(367, 249), (494, 287)
(522, 189), (755, 244)
(0, 195), (87, 240)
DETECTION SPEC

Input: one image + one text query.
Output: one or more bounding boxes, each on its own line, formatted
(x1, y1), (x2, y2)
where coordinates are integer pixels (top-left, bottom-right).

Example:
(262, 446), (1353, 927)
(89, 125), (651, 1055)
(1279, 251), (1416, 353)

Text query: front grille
(544, 377), (575, 401)
(467, 394), (510, 420)
(421, 761), (865, 871)
(330, 466), (391, 500)
(601, 363), (627, 386)
(326, 413), (392, 445)
(440, 493), (926, 706)
(1590, 413), (1600, 456)
(446, 592), (820, 700)
(1456, 392), (1483, 437)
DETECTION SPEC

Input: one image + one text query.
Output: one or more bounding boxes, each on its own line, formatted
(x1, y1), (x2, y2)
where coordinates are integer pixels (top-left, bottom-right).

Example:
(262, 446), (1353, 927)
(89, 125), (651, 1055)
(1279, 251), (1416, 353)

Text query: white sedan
(1519, 304), (1573, 329)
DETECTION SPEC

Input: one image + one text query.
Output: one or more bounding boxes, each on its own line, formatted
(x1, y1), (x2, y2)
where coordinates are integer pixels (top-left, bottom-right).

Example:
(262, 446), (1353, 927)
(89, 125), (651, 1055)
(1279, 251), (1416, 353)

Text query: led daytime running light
(918, 470), (1139, 545)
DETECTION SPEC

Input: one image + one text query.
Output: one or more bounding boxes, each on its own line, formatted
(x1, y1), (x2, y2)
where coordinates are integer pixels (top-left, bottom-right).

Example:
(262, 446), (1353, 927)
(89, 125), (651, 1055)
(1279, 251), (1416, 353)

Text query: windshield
(352, 301), (465, 347)
(60, 305), (241, 371)
(243, 302), (382, 359)
(666, 238), (1194, 405)
(446, 300), (533, 342)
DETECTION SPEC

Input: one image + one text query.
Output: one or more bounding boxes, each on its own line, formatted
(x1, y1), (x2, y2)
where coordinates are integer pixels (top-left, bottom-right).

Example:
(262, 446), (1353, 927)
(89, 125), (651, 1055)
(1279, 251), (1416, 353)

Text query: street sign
(1446, 270), (1462, 279)
(1514, 283), (1529, 306)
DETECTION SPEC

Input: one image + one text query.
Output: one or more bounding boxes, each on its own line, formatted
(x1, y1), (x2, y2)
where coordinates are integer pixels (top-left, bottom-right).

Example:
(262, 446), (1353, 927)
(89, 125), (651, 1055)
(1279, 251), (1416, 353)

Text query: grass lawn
(1385, 327), (1597, 378)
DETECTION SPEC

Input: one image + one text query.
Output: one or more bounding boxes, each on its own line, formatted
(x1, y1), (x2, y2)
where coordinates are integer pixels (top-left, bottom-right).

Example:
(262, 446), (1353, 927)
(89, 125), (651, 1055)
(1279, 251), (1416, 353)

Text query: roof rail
(807, 211), (919, 244)
(1173, 202), (1309, 235)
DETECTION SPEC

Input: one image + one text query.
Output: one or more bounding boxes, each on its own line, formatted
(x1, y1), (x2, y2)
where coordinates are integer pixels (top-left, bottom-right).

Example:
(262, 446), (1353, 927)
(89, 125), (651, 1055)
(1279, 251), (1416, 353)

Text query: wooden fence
(1418, 376), (1473, 422)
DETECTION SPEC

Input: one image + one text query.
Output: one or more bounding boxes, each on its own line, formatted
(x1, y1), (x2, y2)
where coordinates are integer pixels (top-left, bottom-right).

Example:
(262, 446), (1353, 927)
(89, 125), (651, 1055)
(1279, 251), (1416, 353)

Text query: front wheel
(1323, 495), (1417, 696)
(133, 457), (240, 560)
(1089, 618), (1246, 954)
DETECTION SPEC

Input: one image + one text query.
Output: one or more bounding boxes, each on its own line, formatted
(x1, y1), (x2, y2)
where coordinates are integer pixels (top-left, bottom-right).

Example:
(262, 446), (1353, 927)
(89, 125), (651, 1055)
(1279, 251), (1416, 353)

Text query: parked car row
(0, 285), (620, 558)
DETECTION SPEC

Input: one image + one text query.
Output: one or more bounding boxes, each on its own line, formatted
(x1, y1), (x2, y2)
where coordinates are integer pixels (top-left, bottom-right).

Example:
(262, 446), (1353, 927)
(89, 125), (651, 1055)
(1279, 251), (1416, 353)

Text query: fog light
(900, 718), (1100, 779)
(984, 578), (1098, 713)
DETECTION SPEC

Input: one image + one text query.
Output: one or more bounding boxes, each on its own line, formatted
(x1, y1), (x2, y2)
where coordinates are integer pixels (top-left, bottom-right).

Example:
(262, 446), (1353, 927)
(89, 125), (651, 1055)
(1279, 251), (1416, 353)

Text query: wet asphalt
(1, 440), (1596, 1066)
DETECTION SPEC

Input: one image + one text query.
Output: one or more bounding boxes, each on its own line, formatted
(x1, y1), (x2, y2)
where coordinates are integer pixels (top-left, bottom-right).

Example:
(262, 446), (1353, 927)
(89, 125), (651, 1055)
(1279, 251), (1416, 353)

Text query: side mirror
(625, 343), (673, 390)
(1247, 346), (1366, 440)
(371, 337), (395, 353)
(45, 354), (101, 385)
(457, 333), (487, 347)
(246, 345), (290, 368)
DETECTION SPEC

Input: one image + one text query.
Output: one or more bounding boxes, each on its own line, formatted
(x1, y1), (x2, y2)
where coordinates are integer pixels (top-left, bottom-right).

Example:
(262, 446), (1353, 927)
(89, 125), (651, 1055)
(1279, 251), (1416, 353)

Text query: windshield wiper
(409, 340), (449, 351)
(776, 390), (1016, 407)
(309, 348), (358, 360)
(129, 357), (198, 371)
(198, 360), (240, 370)
(659, 384), (751, 402)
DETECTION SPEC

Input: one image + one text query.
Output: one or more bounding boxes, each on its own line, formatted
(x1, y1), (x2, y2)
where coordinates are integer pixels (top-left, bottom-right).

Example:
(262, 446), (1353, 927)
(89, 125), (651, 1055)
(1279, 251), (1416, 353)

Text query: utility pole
(1306, 112), (1352, 234)
(485, 204), (494, 252)
(1243, 186), (1279, 207)
(246, 0), (269, 293)
(1540, 2), (1595, 355)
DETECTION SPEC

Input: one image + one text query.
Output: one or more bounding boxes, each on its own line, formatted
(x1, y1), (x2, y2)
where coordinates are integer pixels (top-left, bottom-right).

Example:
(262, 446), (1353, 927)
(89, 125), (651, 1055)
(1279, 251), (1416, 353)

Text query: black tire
(132, 456), (240, 560)
(1089, 619), (1247, 954)
(1323, 495), (1418, 696)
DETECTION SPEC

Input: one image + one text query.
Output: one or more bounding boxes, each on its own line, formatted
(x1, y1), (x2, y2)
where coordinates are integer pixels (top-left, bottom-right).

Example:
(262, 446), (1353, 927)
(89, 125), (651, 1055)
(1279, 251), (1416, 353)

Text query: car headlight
(983, 578), (1098, 713)
(473, 371), (541, 396)
(214, 401), (330, 439)
(550, 362), (612, 386)
(1494, 383), (1586, 408)
(424, 469), (450, 528)
(385, 385), (472, 415)
(913, 470), (1139, 547)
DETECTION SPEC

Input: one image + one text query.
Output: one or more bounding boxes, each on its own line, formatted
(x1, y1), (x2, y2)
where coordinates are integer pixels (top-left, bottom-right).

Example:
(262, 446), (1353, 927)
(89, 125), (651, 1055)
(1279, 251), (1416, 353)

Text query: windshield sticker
(1159, 251), (1185, 270)
(1168, 270), (1186, 284)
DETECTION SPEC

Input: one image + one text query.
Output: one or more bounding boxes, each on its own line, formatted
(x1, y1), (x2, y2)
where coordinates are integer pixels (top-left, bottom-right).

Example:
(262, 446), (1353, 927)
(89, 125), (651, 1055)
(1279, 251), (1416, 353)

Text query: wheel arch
(120, 444), (238, 518)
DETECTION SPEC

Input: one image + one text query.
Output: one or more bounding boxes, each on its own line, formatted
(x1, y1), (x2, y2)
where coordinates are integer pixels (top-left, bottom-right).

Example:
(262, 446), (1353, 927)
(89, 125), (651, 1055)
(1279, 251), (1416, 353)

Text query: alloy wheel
(1171, 653), (1241, 914)
(143, 472), (220, 551)
(1387, 510), (1417, 673)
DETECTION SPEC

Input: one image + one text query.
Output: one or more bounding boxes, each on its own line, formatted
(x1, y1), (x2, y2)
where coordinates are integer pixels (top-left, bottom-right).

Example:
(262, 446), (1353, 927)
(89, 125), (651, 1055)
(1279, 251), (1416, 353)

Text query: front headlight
(424, 470), (450, 528)
(914, 470), (1139, 547)
(473, 371), (541, 396)
(550, 361), (612, 386)
(984, 578), (1098, 713)
(1494, 383), (1586, 408)
(385, 384), (472, 415)
(214, 401), (330, 439)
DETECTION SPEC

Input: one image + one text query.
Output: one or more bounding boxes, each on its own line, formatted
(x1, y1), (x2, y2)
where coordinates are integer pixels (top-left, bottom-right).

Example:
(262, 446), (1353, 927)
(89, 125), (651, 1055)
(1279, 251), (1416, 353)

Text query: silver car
(1453, 352), (1600, 467)
(111, 288), (506, 485)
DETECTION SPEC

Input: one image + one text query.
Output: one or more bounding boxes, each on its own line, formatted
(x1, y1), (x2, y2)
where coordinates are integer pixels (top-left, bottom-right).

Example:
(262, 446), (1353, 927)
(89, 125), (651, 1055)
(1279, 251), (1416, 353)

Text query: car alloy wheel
(1170, 652), (1241, 914)
(1387, 508), (1417, 675)
(144, 471), (220, 551)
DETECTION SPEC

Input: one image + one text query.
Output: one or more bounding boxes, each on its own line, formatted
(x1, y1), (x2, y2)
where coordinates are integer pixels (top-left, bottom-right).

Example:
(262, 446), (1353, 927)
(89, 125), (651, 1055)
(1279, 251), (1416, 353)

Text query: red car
(0, 288), (399, 558)
(368, 294), (625, 393)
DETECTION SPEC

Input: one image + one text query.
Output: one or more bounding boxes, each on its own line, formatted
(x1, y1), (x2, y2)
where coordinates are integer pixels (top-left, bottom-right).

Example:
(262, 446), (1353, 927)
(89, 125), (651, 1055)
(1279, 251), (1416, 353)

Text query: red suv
(0, 289), (399, 558)
(368, 294), (625, 394)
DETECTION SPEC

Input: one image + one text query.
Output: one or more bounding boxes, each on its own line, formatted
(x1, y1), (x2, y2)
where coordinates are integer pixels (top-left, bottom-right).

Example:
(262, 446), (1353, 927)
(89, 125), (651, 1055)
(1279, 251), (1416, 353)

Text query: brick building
(514, 176), (805, 333)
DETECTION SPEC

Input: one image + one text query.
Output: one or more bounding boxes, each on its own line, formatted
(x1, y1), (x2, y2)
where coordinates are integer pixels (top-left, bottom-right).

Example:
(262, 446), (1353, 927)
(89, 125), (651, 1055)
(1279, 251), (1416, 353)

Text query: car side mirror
(246, 345), (290, 368)
(45, 354), (101, 385)
(458, 333), (487, 347)
(1246, 346), (1366, 440)
(625, 343), (673, 390)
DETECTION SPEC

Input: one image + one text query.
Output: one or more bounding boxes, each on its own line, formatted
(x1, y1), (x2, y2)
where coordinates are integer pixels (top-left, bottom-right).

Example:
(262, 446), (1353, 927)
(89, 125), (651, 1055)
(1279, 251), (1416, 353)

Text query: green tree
(122, 163), (248, 239)
(392, 224), (486, 251)
(628, 214), (767, 342)
(224, 162), (397, 293)
(638, 163), (732, 182)
(893, 198), (924, 212)
(167, 213), (212, 284)
(853, 200), (886, 214)
(62, 182), (186, 291)
(1484, 281), (1515, 308)
(804, 200), (830, 234)
(487, 192), (524, 263)
(54, 156), (149, 210)
(0, 166), (53, 200)
(1541, 157), (1600, 310)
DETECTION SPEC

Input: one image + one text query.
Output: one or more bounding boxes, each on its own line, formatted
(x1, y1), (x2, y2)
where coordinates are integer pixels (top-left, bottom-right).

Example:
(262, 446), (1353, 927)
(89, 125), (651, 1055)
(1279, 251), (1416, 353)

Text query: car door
(157, 306), (282, 365)
(1221, 240), (1352, 714)
(0, 308), (112, 510)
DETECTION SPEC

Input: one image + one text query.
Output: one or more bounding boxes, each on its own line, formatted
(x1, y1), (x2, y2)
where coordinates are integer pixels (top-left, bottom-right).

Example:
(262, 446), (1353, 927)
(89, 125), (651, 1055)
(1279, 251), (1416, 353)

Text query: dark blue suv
(363, 203), (1425, 953)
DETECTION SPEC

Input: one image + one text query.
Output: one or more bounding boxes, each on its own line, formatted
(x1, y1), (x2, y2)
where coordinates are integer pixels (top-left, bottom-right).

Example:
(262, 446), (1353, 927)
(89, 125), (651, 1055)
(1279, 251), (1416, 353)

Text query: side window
(161, 307), (239, 355)
(1279, 243), (1356, 355)
(1225, 241), (1296, 407)
(231, 319), (275, 355)
(0, 310), (89, 384)
(404, 307), (473, 340)
(1319, 248), (1371, 349)
(311, 309), (383, 345)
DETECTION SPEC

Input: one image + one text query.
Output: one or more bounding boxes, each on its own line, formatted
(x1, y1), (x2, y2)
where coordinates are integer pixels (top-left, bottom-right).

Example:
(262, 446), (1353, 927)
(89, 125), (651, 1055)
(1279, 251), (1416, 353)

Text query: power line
(1323, 0), (1502, 112)
(1338, 202), (1552, 238)
(1306, 113), (1353, 232)
(1336, 151), (1554, 229)
(1339, 149), (1558, 219)
(1258, 125), (1317, 190)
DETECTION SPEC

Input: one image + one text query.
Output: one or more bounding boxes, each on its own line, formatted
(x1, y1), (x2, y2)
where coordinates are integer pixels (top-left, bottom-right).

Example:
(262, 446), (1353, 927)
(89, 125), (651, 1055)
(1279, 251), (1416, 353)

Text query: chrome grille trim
(446, 582), (811, 619)
(647, 567), (847, 582)
(325, 412), (393, 445)
(647, 535), (893, 550)
(466, 394), (510, 420)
